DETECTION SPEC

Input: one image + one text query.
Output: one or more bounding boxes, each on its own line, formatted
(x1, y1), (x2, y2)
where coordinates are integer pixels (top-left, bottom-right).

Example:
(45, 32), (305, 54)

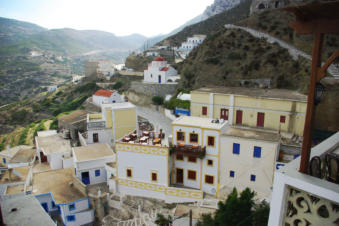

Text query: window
(202, 106), (207, 115)
(151, 171), (158, 182)
(176, 153), (184, 161)
(151, 74), (153, 78)
(126, 168), (132, 178)
(250, 174), (256, 182)
(207, 136), (215, 147)
(233, 143), (240, 155)
(205, 175), (214, 184)
(67, 215), (76, 222)
(230, 170), (235, 178)
(177, 131), (185, 142)
(188, 170), (197, 180)
(189, 133), (198, 143)
(51, 201), (56, 208)
(2, 158), (6, 164)
(69, 203), (75, 211)
(188, 156), (197, 163)
(253, 146), (262, 158)
(95, 169), (101, 177)
(280, 116), (286, 123)
(207, 159), (214, 166)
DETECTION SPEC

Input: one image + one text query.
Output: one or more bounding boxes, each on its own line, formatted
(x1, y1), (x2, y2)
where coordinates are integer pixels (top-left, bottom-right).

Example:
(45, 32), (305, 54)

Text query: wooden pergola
(284, 1), (339, 173)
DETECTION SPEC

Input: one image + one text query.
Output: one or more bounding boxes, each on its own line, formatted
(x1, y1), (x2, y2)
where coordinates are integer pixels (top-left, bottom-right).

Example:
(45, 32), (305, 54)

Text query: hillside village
(0, 0), (339, 226)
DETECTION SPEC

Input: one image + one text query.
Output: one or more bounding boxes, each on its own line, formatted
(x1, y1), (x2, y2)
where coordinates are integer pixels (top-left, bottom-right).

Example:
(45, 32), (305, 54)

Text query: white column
(209, 93), (214, 118)
(229, 95), (234, 125)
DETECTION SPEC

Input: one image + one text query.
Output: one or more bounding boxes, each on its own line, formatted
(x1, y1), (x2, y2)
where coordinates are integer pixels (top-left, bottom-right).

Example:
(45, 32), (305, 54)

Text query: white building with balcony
(143, 57), (178, 84)
(268, 132), (339, 225)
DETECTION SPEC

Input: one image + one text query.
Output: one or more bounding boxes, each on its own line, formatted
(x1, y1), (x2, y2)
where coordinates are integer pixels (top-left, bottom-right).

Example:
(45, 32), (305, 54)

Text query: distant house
(92, 89), (122, 107)
(72, 74), (85, 84)
(178, 35), (206, 58)
(35, 130), (72, 170)
(47, 85), (57, 92)
(73, 143), (115, 185)
(143, 57), (178, 84)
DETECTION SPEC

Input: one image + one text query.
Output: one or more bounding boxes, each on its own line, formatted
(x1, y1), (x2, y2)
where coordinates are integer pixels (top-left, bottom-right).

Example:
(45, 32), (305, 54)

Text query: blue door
(41, 202), (49, 212)
(158, 75), (161, 84)
(81, 171), (90, 185)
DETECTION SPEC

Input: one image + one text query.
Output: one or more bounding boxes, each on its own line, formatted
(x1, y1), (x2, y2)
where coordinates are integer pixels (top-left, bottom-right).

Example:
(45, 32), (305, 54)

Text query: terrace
(118, 130), (167, 147)
(87, 113), (106, 129)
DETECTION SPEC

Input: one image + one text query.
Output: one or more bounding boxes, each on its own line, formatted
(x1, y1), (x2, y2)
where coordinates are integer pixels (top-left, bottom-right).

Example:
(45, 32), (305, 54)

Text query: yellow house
(191, 87), (307, 136)
(83, 102), (137, 146)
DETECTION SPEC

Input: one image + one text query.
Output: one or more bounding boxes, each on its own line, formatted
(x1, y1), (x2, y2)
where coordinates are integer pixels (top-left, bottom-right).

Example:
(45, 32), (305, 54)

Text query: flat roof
(58, 110), (88, 124)
(10, 148), (36, 164)
(101, 102), (135, 110)
(172, 116), (227, 130)
(73, 143), (114, 162)
(36, 134), (71, 155)
(0, 145), (33, 158)
(193, 87), (307, 102)
(6, 184), (25, 195)
(222, 127), (280, 142)
(32, 168), (86, 204)
(1, 195), (56, 226)
(0, 166), (31, 184)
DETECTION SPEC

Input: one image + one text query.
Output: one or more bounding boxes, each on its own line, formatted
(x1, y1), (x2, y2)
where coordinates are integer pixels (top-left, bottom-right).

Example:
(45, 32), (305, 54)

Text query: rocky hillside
(202, 0), (244, 19)
(177, 28), (310, 92)
(157, 0), (252, 47)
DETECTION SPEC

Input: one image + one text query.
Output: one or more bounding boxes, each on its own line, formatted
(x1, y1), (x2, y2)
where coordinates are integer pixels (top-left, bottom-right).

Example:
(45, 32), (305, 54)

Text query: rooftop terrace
(173, 116), (228, 130)
(36, 133), (71, 155)
(222, 126), (281, 142)
(32, 168), (86, 204)
(73, 143), (114, 162)
(118, 130), (167, 147)
(194, 87), (307, 102)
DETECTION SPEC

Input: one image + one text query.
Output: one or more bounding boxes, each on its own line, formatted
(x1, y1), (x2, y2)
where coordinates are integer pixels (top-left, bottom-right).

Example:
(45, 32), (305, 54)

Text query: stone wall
(129, 81), (178, 98)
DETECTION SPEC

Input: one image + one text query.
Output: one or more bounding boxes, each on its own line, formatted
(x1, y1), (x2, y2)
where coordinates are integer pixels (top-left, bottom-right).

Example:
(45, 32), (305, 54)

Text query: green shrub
(228, 52), (242, 60)
(152, 96), (164, 105)
(18, 127), (29, 145)
(164, 98), (190, 110)
(49, 118), (58, 130)
(11, 109), (28, 124)
(113, 81), (123, 90)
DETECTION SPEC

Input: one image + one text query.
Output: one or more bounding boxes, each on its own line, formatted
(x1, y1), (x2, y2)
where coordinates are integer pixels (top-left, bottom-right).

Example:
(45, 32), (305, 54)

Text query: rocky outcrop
(202, 0), (243, 20)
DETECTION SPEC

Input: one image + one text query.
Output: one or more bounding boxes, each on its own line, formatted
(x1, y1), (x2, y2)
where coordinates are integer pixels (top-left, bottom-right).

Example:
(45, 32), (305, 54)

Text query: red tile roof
(160, 67), (169, 71)
(154, 57), (165, 61)
(94, 89), (115, 97)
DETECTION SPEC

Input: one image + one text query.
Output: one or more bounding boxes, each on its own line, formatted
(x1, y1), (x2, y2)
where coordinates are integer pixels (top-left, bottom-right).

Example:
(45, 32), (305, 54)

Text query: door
(158, 75), (161, 84)
(40, 151), (47, 162)
(93, 133), (99, 143)
(220, 109), (229, 120)
(257, 112), (265, 127)
(236, 110), (243, 125)
(176, 168), (184, 184)
(41, 202), (49, 212)
(81, 171), (90, 185)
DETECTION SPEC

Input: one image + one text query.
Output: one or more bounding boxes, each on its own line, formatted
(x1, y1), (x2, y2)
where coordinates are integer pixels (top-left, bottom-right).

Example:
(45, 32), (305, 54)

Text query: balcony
(268, 132), (339, 225)
(173, 144), (206, 158)
(87, 113), (106, 129)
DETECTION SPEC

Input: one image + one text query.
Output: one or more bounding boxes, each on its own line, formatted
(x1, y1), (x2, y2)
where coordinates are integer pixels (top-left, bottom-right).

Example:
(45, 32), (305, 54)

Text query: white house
(33, 168), (94, 226)
(0, 145), (36, 168)
(47, 85), (57, 93)
(72, 74), (85, 84)
(143, 57), (178, 84)
(219, 127), (280, 199)
(92, 89), (122, 107)
(35, 130), (73, 170)
(73, 143), (115, 185)
(98, 60), (116, 79)
(178, 35), (206, 58)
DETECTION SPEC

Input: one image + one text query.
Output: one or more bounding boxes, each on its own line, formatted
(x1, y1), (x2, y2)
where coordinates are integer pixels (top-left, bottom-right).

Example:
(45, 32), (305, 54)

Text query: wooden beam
(317, 50), (339, 81)
(299, 33), (324, 174)
(290, 19), (339, 34)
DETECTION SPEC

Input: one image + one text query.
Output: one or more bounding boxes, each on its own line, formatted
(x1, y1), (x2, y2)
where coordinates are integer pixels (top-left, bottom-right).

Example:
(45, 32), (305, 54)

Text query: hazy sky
(0, 0), (214, 37)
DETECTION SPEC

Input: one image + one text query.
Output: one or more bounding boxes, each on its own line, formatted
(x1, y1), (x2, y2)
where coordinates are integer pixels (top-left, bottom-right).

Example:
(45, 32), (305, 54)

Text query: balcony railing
(87, 121), (106, 129)
(173, 144), (206, 158)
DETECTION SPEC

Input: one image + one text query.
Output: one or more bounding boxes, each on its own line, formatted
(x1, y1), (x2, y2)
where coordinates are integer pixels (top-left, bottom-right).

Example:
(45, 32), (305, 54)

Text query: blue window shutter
(51, 201), (56, 208)
(250, 174), (256, 181)
(230, 171), (235, 178)
(69, 203), (75, 211)
(95, 169), (100, 177)
(3, 158), (6, 164)
(253, 146), (262, 158)
(67, 215), (76, 222)
(233, 143), (240, 155)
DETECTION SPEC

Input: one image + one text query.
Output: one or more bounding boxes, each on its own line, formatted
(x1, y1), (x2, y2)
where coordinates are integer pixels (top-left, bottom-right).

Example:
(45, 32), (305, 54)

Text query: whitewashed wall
(87, 128), (113, 146)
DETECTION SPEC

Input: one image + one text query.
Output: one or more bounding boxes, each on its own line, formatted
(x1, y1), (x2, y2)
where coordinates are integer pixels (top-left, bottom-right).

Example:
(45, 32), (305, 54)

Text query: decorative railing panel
(87, 121), (106, 129)
(284, 186), (339, 226)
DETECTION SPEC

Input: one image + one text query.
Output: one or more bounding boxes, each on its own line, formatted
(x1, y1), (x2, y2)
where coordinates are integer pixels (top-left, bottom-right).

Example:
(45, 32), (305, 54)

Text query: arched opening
(258, 3), (265, 9)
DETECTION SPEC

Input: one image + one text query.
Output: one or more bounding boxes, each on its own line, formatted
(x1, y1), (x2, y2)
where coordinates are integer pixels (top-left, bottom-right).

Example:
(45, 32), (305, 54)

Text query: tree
(155, 213), (172, 226)
(152, 96), (164, 105)
(197, 188), (269, 226)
